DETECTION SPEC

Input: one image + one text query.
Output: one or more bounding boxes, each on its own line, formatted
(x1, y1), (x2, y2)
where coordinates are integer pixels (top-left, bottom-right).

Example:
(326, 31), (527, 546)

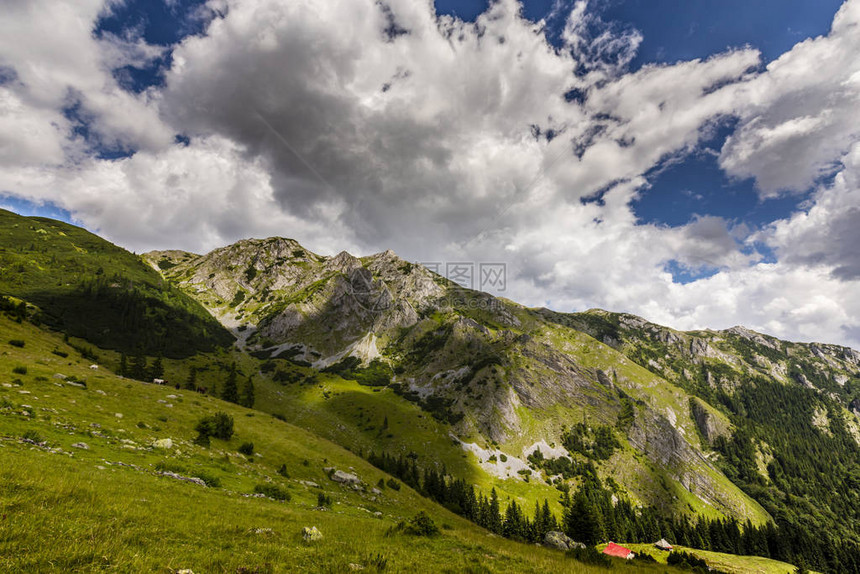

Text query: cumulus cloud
(720, 0), (860, 196)
(1, 0), (860, 349)
(759, 141), (860, 280)
(0, 0), (173, 155)
(0, 135), (354, 255)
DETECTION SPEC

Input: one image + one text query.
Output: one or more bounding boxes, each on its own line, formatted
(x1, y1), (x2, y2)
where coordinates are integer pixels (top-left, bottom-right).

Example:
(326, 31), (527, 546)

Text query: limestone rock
(153, 438), (174, 449)
(544, 531), (585, 551)
(330, 470), (361, 485)
(302, 526), (323, 542)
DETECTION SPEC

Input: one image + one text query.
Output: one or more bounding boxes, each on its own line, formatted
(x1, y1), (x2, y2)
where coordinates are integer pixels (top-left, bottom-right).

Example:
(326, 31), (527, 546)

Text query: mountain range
(2, 207), (859, 573)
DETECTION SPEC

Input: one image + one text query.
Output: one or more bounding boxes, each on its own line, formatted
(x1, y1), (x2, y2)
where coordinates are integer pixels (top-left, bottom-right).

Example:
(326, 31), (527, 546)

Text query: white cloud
(720, 0), (860, 196)
(0, 0), (173, 155)
(0, 135), (354, 255)
(1, 0), (860, 350)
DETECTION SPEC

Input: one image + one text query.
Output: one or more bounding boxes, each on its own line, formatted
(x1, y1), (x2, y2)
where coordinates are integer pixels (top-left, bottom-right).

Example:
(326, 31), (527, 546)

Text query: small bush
(51, 349), (69, 358)
(386, 478), (401, 491)
(377, 478), (386, 490)
(193, 470), (221, 488)
(22, 429), (43, 443)
(8, 339), (25, 348)
(277, 464), (290, 478)
(254, 483), (290, 501)
(317, 492), (332, 507)
(195, 412), (234, 445)
(402, 511), (439, 536)
(238, 442), (255, 456)
(193, 433), (211, 447)
(12, 366), (27, 375)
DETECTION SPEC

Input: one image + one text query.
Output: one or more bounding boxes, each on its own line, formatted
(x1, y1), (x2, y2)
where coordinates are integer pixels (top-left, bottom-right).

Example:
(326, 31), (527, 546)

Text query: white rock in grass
(114, 413), (123, 419)
(153, 438), (173, 449)
(330, 470), (361, 485)
(177, 570), (195, 574)
(302, 526), (323, 542)
(71, 442), (89, 450)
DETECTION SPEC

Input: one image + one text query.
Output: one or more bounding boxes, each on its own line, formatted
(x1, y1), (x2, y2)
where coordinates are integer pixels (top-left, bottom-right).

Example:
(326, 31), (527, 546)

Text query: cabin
(655, 538), (673, 551)
(603, 542), (635, 560)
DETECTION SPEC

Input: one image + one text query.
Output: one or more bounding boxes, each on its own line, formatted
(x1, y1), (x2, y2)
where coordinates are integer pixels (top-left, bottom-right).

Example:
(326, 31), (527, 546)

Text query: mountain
(0, 209), (233, 357)
(2, 215), (858, 572)
(145, 234), (860, 572)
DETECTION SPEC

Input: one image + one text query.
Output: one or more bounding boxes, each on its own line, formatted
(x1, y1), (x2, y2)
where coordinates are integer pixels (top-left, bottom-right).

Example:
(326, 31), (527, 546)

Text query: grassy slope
(0, 208), (232, 356)
(615, 544), (807, 574)
(0, 315), (689, 573)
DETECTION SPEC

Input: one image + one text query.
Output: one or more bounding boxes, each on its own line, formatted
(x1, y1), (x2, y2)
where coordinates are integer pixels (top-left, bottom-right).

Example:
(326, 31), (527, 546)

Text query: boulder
(71, 442), (89, 450)
(153, 438), (173, 449)
(302, 526), (323, 542)
(330, 470), (361, 485)
(544, 530), (585, 551)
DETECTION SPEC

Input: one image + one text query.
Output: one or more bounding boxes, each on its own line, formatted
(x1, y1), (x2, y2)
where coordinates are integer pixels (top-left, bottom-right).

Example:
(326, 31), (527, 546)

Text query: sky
(1, 0), (860, 348)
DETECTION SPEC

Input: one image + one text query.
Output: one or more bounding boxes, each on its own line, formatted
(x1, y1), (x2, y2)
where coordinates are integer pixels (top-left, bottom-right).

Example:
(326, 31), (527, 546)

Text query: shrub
(193, 433), (211, 448)
(211, 412), (234, 440)
(51, 349), (68, 358)
(195, 412), (234, 444)
(377, 478), (386, 490)
(12, 366), (27, 375)
(277, 464), (290, 478)
(238, 442), (255, 456)
(193, 470), (221, 488)
(254, 483), (290, 501)
(317, 492), (332, 507)
(403, 511), (439, 536)
(386, 478), (401, 491)
(22, 429), (43, 443)
(8, 339), (25, 348)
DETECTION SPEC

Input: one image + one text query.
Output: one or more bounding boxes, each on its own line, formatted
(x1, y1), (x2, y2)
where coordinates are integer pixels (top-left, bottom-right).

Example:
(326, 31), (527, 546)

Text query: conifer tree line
(366, 450), (860, 573)
(117, 358), (254, 407)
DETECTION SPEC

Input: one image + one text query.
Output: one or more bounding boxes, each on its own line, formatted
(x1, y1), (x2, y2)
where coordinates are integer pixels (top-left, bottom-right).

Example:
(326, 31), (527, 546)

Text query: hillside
(146, 240), (769, 526)
(146, 235), (860, 572)
(0, 209), (233, 357)
(0, 216), (855, 572)
(0, 312), (692, 573)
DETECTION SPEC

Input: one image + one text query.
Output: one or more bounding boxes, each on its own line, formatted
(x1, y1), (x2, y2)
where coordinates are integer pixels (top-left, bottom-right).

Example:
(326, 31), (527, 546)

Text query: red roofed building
(603, 542), (635, 560)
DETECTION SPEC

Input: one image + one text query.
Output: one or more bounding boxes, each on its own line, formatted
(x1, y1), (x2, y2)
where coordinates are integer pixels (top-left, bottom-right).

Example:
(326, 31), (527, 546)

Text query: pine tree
(565, 489), (605, 546)
(221, 363), (239, 403)
(185, 366), (197, 391)
(149, 355), (164, 380)
(130, 355), (148, 381)
(118, 353), (128, 377)
(241, 375), (255, 408)
(488, 488), (502, 533)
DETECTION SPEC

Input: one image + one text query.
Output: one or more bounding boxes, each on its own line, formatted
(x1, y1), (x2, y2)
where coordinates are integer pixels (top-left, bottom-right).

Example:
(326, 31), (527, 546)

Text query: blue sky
(2, 0), (859, 347)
